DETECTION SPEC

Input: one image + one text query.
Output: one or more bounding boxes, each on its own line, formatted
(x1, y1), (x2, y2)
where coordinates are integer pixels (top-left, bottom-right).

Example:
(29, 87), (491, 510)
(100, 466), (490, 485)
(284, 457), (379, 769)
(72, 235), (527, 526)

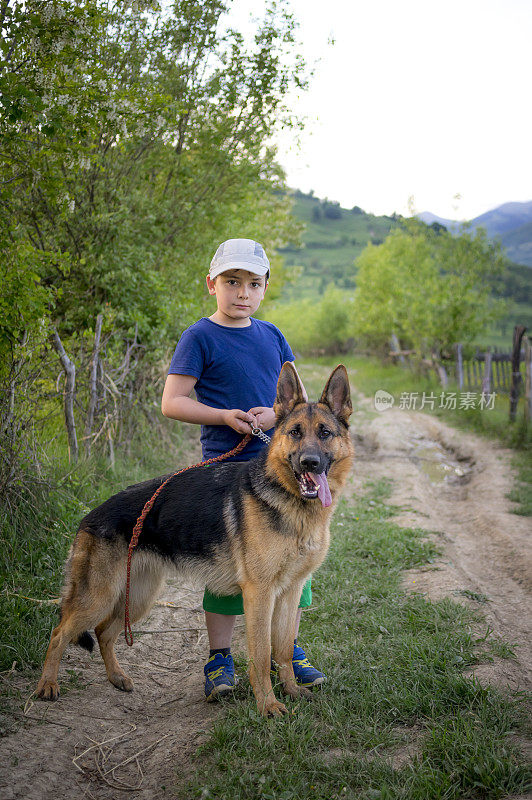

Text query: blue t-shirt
(168, 317), (294, 460)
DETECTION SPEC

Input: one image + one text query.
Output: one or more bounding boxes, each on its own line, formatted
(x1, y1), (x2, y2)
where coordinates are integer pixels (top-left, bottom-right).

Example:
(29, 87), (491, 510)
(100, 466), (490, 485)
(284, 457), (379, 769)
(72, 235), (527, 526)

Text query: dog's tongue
(311, 472), (332, 507)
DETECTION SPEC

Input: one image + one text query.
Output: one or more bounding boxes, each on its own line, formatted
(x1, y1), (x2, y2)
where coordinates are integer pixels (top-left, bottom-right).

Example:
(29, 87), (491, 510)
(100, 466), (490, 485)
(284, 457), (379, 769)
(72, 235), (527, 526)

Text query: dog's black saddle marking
(80, 460), (253, 559)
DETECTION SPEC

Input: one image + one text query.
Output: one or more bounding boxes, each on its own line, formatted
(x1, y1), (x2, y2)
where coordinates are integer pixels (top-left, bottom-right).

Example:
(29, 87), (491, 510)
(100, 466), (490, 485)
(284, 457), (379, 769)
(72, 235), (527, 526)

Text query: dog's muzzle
(293, 453), (332, 507)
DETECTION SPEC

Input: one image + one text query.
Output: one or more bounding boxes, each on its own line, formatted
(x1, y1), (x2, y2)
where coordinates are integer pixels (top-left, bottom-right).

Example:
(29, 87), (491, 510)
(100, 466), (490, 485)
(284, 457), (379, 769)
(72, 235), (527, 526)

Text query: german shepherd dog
(36, 363), (353, 717)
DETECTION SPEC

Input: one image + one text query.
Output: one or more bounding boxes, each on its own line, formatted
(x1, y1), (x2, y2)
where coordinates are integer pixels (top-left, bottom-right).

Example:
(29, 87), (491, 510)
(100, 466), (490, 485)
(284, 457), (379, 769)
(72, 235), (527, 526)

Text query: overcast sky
(227, 0), (532, 221)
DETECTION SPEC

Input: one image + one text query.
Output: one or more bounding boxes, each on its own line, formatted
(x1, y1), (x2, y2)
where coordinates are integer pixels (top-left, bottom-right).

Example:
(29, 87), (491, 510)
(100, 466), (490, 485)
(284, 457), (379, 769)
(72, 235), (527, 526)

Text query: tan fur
(36, 364), (354, 717)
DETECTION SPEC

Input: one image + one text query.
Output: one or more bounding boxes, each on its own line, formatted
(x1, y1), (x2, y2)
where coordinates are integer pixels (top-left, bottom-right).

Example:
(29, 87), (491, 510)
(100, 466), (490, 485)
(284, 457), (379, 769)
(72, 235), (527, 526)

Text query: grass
(507, 450), (532, 516)
(180, 481), (531, 800)
(276, 194), (397, 301)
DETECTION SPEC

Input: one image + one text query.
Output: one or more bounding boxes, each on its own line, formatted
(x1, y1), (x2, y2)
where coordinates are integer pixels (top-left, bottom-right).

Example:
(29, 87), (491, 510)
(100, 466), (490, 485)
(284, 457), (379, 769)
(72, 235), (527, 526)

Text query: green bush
(266, 285), (355, 354)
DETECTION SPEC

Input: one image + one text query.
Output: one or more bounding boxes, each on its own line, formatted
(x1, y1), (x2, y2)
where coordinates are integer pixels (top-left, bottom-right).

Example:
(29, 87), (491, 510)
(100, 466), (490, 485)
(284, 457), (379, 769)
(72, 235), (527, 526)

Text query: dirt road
(1, 389), (530, 798)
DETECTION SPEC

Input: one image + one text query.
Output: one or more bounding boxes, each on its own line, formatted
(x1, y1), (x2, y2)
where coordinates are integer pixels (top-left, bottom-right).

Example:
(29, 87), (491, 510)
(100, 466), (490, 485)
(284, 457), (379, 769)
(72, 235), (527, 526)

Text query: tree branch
(50, 328), (78, 462)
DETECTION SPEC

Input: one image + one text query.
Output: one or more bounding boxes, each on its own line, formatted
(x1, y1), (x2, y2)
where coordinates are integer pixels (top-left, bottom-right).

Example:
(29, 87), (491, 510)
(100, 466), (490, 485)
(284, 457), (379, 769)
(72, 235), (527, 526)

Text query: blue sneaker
(292, 643), (326, 687)
(204, 652), (236, 701)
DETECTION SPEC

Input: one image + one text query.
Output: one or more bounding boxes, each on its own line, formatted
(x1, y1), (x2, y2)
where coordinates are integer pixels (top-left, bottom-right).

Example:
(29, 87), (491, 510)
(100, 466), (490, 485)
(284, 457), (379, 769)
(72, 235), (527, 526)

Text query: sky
(226, 0), (532, 221)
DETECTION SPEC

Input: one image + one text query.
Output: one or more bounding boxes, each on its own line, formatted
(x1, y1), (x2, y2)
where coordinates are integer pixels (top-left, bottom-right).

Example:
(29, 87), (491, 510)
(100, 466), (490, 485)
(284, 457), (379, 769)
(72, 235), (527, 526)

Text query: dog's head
(268, 363), (354, 507)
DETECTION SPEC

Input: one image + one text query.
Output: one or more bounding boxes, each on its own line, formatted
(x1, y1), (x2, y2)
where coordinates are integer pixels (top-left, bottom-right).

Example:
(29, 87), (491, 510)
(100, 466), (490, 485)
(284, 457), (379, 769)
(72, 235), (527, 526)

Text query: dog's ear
(319, 365), (352, 427)
(274, 362), (305, 421)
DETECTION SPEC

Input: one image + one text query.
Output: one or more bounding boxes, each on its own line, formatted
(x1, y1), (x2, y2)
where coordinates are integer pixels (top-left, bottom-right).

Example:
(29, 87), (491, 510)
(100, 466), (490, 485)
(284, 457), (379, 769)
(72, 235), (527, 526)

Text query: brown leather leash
(124, 432), (256, 646)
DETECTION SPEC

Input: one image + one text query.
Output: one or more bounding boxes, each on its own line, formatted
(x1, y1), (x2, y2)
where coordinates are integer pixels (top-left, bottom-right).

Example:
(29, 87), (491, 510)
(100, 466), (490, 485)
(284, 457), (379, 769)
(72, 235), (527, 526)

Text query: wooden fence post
(525, 337), (532, 425)
(431, 350), (448, 388)
(482, 348), (492, 397)
(509, 325), (527, 421)
(51, 328), (78, 463)
(390, 333), (405, 364)
(455, 343), (463, 390)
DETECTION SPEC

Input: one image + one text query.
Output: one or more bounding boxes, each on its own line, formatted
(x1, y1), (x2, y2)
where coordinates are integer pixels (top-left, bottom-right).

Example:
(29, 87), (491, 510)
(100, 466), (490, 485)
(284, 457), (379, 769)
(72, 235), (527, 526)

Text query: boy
(161, 238), (325, 700)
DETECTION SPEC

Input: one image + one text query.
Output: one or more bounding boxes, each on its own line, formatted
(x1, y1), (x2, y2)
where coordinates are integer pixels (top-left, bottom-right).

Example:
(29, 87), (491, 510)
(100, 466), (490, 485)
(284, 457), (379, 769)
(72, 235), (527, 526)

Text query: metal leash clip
(251, 426), (272, 444)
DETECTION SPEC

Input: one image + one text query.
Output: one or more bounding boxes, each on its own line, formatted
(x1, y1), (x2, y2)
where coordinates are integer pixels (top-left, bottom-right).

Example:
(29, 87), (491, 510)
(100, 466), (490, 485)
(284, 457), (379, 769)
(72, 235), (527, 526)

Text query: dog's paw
(281, 682), (313, 700)
(36, 679), (60, 701)
(259, 698), (288, 717)
(109, 672), (134, 692)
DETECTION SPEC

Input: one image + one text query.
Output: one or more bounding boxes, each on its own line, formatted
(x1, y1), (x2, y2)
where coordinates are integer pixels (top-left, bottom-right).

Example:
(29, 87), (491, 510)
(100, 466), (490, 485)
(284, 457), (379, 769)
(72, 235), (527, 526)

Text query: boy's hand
(222, 408), (257, 434)
(247, 406), (276, 432)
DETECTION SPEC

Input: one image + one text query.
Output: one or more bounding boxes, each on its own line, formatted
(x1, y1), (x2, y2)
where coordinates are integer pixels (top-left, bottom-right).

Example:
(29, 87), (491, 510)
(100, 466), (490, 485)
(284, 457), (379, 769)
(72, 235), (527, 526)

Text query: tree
(323, 200), (342, 219)
(0, 0), (307, 465)
(1, 0), (306, 339)
(353, 221), (507, 356)
(314, 285), (355, 351)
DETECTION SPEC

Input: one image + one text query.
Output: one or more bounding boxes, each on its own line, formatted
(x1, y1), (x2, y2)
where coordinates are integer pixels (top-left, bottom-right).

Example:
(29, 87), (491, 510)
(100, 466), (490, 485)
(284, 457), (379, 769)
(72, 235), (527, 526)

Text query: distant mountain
(470, 201), (532, 237)
(418, 200), (532, 267)
(417, 211), (459, 231)
(500, 220), (532, 266)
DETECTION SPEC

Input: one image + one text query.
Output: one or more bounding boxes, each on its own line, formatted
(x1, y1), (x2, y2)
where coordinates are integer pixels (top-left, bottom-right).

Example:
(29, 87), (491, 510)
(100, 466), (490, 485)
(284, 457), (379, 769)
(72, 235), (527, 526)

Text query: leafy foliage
(353, 222), (508, 356)
(266, 285), (355, 355)
(1, 0), (303, 341)
(280, 195), (531, 347)
(0, 0), (305, 475)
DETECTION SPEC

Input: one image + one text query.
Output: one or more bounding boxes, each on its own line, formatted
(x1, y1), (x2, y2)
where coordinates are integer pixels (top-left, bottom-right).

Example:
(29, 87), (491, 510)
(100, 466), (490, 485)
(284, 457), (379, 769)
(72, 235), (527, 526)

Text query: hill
(418, 200), (532, 266)
(470, 200), (532, 238)
(417, 211), (459, 232)
(279, 191), (399, 300)
(500, 220), (532, 267)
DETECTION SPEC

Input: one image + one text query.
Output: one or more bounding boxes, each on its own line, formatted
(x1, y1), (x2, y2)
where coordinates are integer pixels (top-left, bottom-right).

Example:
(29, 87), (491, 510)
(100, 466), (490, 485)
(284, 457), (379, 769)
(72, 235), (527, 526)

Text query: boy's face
(206, 268), (268, 322)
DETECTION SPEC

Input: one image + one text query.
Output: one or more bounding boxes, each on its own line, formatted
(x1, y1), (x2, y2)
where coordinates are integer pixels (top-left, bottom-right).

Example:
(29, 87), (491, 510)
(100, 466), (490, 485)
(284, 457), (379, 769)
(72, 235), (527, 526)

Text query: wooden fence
(442, 348), (519, 395)
(390, 325), (532, 423)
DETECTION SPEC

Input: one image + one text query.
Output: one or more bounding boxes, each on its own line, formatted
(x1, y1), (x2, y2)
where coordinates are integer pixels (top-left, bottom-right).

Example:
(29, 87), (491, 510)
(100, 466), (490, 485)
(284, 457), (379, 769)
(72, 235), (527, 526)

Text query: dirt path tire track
(1, 398), (530, 798)
(351, 400), (531, 693)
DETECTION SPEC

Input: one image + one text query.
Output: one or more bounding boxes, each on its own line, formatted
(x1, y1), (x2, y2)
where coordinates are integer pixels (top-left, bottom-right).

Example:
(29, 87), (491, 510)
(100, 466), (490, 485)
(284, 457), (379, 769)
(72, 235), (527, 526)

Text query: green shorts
(203, 577), (312, 615)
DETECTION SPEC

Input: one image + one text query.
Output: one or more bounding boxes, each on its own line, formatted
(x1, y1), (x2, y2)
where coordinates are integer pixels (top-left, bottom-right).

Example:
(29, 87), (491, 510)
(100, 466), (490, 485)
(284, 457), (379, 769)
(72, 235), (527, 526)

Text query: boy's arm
(161, 374), (258, 434)
(248, 362), (308, 430)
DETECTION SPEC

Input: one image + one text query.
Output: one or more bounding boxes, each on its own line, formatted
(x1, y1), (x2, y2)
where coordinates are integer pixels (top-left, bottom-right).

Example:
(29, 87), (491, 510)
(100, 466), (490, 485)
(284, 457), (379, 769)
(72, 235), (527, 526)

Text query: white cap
(209, 239), (270, 279)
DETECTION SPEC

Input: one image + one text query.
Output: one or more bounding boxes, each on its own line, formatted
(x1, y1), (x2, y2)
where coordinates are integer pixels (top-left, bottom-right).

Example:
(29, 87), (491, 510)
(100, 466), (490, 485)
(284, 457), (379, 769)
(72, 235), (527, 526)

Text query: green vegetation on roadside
(1, 0), (305, 525)
(0, 5), (307, 681)
(508, 451), (532, 516)
(182, 481), (531, 800)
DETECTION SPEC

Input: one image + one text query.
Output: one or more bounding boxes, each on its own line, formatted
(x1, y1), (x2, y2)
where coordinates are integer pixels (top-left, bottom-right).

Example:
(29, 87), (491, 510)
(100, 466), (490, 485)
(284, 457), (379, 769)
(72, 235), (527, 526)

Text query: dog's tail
(76, 631), (95, 652)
